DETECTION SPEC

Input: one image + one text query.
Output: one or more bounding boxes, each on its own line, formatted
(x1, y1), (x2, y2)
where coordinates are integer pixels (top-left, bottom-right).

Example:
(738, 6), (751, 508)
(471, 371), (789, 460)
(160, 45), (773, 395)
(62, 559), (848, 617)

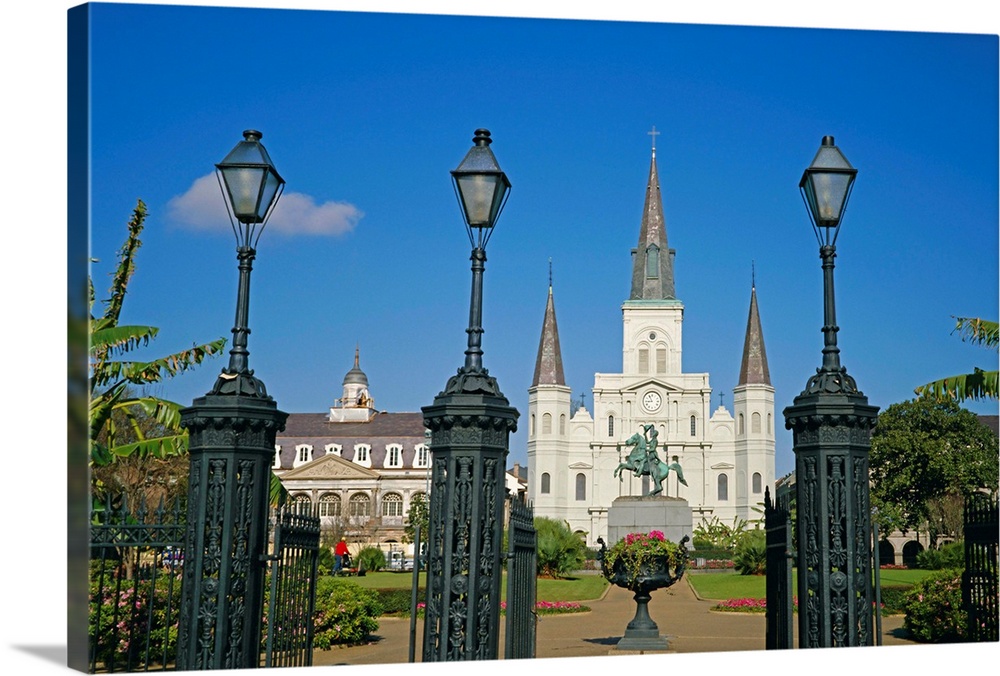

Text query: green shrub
(733, 530), (767, 576)
(879, 585), (911, 615)
(317, 547), (335, 576)
(901, 568), (967, 643)
(375, 587), (424, 615)
(535, 517), (586, 578)
(355, 546), (387, 572)
(312, 577), (384, 649)
(915, 541), (964, 570)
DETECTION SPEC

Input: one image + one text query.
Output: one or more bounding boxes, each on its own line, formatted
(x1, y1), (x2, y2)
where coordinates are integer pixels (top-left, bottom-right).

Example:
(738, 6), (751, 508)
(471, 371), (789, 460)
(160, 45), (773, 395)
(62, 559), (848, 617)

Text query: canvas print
(68, 2), (998, 674)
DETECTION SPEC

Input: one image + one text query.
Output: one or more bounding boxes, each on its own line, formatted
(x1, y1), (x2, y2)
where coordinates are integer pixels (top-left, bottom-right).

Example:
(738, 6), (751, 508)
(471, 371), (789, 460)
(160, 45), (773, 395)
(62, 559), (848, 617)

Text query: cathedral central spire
(630, 130), (676, 300)
(532, 263), (566, 387)
(738, 282), (771, 386)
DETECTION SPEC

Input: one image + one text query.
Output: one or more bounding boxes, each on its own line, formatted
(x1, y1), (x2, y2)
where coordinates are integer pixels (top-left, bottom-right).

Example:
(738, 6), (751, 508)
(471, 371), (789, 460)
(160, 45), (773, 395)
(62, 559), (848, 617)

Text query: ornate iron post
(421, 129), (519, 661)
(177, 130), (287, 670)
(783, 136), (880, 648)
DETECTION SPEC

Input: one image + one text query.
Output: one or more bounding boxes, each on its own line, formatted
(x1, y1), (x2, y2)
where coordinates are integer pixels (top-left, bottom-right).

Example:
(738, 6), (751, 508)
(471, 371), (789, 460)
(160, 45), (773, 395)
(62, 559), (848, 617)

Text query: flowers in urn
(601, 530), (686, 588)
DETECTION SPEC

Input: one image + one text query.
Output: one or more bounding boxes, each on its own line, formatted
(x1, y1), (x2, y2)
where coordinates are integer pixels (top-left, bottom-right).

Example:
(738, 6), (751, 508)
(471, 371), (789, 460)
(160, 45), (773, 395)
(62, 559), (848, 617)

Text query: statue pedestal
(607, 496), (693, 547)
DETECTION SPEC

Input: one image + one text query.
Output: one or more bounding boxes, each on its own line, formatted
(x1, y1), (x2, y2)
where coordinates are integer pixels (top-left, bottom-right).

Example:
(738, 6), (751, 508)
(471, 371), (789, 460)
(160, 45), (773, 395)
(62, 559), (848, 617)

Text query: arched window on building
(530, 414), (535, 437)
(540, 472), (551, 494)
(273, 445), (282, 469)
(575, 473), (586, 501)
(752, 472), (762, 494)
(608, 415), (615, 438)
(717, 474), (729, 501)
(767, 413), (773, 435)
(293, 444), (313, 468)
(752, 412), (761, 434)
(382, 492), (403, 517)
(319, 493), (341, 517)
(738, 413), (745, 436)
(559, 414), (566, 435)
(292, 494), (312, 515)
(414, 444), (429, 468)
(656, 347), (667, 373)
(385, 444), (403, 468)
(638, 348), (649, 373)
(646, 245), (659, 278)
(690, 415), (697, 437)
(542, 412), (552, 434)
(349, 493), (371, 518)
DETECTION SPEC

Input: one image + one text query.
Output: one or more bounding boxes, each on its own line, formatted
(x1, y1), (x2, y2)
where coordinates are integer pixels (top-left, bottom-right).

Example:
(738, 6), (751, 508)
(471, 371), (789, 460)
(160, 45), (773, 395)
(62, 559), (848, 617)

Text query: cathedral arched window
(575, 473), (586, 501)
(717, 474), (729, 501)
(690, 415), (697, 437)
(656, 347), (667, 373)
(608, 415), (615, 438)
(752, 472), (762, 494)
(540, 472), (551, 494)
(542, 412), (552, 434)
(752, 412), (761, 434)
(559, 414), (566, 435)
(638, 348), (649, 373)
(319, 494), (341, 517)
(767, 413), (773, 435)
(646, 245), (659, 278)
(738, 413), (745, 435)
(530, 414), (535, 437)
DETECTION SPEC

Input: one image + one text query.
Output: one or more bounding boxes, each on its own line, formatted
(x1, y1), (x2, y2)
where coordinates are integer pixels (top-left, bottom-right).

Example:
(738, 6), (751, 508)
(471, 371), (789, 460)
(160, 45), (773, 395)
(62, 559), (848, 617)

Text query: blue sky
(82, 3), (998, 481)
(3, 2), (997, 675)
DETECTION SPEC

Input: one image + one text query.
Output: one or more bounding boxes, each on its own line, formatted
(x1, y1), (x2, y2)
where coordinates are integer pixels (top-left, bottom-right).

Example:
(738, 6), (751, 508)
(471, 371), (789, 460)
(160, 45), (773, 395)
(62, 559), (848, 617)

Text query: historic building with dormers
(273, 348), (432, 551)
(527, 139), (775, 546)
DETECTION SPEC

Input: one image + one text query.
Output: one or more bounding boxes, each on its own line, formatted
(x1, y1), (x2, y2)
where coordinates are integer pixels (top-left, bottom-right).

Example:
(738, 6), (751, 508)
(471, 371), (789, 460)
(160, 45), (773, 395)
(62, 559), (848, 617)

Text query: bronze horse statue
(613, 431), (688, 496)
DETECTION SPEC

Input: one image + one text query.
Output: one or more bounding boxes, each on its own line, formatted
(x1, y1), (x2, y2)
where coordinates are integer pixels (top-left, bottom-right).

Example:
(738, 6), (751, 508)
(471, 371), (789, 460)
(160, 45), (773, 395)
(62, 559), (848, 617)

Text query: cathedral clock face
(642, 391), (662, 412)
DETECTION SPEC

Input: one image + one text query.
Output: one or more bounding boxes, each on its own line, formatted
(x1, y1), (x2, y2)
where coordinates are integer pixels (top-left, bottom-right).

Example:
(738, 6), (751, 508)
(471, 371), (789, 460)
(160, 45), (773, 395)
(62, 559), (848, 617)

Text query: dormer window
(353, 444), (371, 467)
(293, 444), (313, 468)
(324, 443), (342, 457)
(414, 444), (429, 468)
(273, 445), (282, 469)
(385, 444), (403, 468)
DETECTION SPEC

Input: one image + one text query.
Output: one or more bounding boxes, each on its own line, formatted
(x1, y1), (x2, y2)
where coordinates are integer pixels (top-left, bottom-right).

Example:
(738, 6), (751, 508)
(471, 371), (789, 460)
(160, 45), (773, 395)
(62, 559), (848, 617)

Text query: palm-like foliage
(90, 200), (226, 465)
(915, 317), (998, 402)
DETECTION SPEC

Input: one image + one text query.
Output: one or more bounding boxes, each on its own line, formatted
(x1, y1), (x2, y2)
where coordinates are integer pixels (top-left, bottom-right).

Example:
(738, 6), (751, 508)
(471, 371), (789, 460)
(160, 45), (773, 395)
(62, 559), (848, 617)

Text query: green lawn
(686, 568), (937, 601)
(347, 571), (608, 602)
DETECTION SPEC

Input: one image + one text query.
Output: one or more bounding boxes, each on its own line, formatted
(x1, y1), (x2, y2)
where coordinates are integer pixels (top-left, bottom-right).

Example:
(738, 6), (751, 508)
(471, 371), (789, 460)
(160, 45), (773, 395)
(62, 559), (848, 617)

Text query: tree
(915, 317), (998, 402)
(869, 398), (998, 542)
(90, 200), (226, 468)
(402, 492), (429, 544)
(534, 517), (586, 578)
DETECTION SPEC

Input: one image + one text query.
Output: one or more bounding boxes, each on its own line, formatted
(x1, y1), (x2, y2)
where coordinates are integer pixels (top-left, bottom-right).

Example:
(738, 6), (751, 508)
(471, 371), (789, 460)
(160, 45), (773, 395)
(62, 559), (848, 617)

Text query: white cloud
(167, 173), (362, 236)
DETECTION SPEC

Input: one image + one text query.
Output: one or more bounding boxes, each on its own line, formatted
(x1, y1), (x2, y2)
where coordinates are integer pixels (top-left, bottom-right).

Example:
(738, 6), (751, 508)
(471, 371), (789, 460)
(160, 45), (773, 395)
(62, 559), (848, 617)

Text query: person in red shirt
(334, 537), (349, 573)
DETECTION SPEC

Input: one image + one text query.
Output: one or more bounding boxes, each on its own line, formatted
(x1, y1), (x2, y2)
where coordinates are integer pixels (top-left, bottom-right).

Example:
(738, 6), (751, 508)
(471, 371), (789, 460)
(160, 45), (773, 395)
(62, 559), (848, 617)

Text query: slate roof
(276, 411), (426, 469)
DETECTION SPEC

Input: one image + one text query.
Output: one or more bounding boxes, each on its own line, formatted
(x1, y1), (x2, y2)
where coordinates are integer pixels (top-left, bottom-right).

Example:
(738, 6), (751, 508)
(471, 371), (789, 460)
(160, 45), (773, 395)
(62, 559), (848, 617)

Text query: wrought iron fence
(89, 497), (186, 673)
(964, 492), (998, 642)
(89, 496), (320, 672)
(504, 494), (537, 659)
(764, 484), (794, 650)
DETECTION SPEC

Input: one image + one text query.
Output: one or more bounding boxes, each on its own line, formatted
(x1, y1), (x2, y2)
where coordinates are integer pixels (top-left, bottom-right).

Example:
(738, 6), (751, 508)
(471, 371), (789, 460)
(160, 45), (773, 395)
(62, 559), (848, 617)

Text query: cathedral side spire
(630, 128), (676, 300)
(532, 266), (566, 387)
(738, 282), (771, 386)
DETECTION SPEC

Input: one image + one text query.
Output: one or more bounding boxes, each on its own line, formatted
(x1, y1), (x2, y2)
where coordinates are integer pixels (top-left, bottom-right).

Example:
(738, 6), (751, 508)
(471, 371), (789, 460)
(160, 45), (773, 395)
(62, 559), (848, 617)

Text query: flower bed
(413, 600), (590, 617)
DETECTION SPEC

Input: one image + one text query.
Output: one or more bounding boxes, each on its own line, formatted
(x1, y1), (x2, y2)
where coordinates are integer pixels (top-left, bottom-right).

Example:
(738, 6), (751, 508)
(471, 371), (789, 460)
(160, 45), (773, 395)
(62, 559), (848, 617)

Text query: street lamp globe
(799, 135), (857, 246)
(451, 128), (511, 250)
(216, 129), (285, 248)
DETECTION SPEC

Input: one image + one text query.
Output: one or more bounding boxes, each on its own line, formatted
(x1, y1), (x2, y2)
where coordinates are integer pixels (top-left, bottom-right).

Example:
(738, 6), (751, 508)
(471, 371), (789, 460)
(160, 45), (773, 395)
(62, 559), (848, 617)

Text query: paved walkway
(312, 577), (917, 666)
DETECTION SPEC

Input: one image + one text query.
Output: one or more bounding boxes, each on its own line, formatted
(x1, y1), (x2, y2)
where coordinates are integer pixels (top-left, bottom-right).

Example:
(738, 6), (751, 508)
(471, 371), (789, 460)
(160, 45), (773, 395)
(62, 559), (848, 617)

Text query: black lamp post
(783, 136), (880, 648)
(177, 130), (288, 670)
(421, 129), (519, 661)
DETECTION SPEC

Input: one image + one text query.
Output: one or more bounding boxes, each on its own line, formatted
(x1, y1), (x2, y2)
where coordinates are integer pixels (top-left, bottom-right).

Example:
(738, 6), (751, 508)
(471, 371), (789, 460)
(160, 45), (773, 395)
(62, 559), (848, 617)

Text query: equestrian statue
(613, 424), (688, 496)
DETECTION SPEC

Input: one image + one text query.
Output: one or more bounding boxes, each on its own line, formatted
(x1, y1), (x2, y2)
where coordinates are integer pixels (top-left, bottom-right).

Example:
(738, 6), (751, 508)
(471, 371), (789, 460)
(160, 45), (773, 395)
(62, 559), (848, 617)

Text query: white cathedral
(526, 140), (775, 547)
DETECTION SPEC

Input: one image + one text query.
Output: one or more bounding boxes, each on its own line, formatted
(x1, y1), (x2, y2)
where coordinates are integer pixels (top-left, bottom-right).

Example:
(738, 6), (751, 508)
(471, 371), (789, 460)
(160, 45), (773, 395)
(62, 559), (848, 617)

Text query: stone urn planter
(598, 532), (689, 651)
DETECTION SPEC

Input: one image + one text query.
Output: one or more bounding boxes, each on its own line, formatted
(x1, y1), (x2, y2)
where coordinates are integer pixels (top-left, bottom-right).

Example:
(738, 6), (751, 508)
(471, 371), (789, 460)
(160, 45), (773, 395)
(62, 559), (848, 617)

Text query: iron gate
(263, 507), (321, 667)
(764, 484), (794, 649)
(88, 496), (320, 672)
(964, 492), (998, 643)
(504, 494), (537, 659)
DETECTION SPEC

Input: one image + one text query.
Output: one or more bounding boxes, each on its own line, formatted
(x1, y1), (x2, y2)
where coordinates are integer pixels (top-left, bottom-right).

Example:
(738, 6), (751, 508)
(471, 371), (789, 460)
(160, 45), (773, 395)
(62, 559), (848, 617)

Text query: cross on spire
(718, 392), (725, 408)
(648, 126), (660, 154)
